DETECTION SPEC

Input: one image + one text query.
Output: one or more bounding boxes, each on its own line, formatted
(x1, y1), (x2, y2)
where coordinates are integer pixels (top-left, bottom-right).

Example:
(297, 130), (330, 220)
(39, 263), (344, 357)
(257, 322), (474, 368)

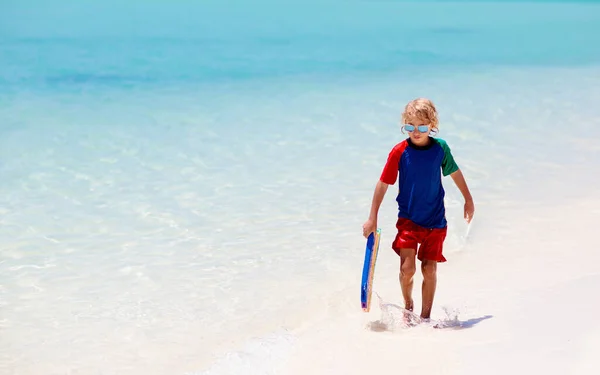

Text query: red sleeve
(379, 141), (407, 185)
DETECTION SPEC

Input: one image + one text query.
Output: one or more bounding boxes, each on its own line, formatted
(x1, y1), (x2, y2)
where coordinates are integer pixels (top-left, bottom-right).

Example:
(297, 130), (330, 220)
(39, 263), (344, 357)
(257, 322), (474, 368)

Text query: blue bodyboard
(360, 228), (381, 312)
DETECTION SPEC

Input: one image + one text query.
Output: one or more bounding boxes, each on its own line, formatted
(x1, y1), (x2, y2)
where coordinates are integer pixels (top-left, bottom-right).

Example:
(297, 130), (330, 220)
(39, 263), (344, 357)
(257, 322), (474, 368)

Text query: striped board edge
(360, 228), (381, 312)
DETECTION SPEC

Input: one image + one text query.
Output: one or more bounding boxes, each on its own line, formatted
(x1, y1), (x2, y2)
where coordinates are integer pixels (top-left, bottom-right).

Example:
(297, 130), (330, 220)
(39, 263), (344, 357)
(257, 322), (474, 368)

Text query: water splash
(367, 293), (470, 332)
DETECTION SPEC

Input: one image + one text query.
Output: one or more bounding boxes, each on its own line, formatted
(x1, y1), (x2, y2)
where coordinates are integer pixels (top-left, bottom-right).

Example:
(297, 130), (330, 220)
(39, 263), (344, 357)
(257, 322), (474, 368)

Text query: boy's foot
(402, 302), (420, 327)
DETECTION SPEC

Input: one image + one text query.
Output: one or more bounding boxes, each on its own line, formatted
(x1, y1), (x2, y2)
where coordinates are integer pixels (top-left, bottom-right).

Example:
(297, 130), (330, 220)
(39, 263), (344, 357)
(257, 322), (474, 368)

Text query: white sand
(271, 197), (600, 375)
(195, 194), (600, 375)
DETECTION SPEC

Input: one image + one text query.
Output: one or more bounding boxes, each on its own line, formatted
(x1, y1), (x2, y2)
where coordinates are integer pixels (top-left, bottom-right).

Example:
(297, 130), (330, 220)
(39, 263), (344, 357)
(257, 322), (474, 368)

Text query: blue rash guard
(379, 137), (459, 229)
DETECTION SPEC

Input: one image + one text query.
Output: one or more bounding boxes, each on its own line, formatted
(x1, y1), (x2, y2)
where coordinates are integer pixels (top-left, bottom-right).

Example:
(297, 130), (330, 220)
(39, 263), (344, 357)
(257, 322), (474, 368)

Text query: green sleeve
(437, 138), (459, 176)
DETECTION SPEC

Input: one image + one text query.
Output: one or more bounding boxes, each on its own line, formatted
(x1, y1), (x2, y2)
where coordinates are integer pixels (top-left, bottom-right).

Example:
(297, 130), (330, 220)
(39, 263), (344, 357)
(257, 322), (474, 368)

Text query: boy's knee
(421, 261), (437, 279)
(400, 262), (416, 278)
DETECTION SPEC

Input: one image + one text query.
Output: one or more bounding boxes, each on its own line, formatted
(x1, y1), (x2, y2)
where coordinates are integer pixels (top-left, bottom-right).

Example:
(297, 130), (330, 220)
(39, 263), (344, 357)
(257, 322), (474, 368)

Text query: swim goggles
(404, 124), (430, 132)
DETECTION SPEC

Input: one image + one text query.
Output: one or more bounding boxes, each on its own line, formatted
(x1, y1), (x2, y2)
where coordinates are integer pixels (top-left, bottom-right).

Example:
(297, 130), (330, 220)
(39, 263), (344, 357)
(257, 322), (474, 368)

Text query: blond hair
(401, 98), (439, 130)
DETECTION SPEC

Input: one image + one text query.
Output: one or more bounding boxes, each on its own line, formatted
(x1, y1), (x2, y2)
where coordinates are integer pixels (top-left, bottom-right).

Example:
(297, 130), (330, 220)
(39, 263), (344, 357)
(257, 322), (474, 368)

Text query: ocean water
(1, 1), (600, 375)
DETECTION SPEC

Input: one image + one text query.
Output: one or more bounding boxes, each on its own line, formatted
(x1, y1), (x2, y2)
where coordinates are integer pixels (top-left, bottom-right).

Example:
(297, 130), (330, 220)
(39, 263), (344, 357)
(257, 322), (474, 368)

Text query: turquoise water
(2, 1), (600, 90)
(1, 1), (600, 375)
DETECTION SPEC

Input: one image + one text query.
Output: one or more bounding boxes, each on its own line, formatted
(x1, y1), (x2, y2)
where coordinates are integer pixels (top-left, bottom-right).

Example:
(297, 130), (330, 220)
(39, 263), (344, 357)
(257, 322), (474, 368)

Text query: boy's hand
(464, 199), (475, 223)
(362, 219), (377, 238)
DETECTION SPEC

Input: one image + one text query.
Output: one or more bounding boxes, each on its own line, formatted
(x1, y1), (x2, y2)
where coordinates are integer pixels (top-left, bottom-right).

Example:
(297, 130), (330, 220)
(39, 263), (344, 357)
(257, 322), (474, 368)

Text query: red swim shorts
(392, 218), (448, 262)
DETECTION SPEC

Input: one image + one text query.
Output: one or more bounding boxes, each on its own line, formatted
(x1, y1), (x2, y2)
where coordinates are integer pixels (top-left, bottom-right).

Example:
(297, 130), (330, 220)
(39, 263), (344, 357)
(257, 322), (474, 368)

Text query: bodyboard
(361, 228), (381, 312)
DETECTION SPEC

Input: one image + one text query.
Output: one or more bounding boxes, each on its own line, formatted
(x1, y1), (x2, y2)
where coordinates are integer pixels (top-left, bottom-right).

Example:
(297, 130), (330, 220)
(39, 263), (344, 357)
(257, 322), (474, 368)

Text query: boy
(362, 98), (474, 320)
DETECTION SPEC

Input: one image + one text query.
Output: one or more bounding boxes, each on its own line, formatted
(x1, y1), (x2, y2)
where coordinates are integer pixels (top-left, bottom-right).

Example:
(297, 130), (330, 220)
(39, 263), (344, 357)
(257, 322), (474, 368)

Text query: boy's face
(404, 116), (432, 146)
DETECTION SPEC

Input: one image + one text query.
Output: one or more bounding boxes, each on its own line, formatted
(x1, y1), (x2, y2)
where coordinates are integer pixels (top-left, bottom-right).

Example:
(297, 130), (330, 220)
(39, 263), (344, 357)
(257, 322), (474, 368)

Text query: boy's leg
(399, 248), (417, 311)
(417, 226), (447, 319)
(420, 260), (437, 319)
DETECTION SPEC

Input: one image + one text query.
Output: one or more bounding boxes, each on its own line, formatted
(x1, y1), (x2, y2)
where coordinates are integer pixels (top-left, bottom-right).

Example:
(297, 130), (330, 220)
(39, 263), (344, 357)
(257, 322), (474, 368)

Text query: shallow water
(1, 1), (600, 374)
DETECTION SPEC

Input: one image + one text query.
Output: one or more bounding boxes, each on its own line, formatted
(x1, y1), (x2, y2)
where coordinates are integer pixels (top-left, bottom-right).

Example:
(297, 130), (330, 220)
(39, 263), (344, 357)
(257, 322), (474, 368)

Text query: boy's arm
(362, 180), (389, 237)
(450, 169), (475, 223)
(368, 180), (389, 220)
(363, 142), (404, 237)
